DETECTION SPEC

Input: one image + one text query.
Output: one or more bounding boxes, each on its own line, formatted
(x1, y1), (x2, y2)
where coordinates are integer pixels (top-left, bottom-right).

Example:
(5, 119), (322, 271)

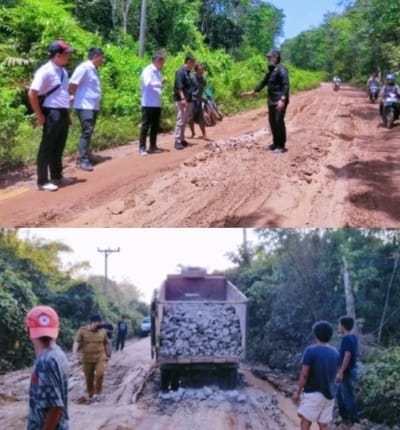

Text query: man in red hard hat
(26, 305), (69, 429)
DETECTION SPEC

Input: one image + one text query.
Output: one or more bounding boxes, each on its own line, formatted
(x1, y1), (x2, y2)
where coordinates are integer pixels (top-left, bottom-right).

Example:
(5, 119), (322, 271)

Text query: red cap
(26, 306), (59, 339)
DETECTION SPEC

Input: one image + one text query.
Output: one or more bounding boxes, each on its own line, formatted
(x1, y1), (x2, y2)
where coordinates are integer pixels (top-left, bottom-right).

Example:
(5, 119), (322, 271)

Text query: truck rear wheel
(218, 367), (238, 390)
(170, 371), (180, 391)
(160, 368), (170, 391)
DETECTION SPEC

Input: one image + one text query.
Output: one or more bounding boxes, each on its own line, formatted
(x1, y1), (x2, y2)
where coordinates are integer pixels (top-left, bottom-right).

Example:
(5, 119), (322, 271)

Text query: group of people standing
(29, 41), (104, 191)
(295, 316), (360, 430)
(29, 41), (291, 192)
(139, 52), (209, 154)
(25, 303), (360, 430)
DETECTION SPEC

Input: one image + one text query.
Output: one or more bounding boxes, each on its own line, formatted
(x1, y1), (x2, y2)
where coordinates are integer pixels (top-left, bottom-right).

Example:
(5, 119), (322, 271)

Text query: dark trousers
(116, 334), (126, 350)
(37, 108), (69, 185)
(337, 368), (359, 423)
(76, 109), (98, 163)
(139, 107), (162, 150)
(268, 103), (287, 149)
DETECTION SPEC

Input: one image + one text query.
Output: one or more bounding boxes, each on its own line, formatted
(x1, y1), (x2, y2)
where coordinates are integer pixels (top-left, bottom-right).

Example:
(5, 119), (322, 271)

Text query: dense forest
(0, 0), (324, 169)
(2, 228), (400, 424)
(226, 228), (400, 425)
(281, 0), (400, 83)
(0, 229), (148, 371)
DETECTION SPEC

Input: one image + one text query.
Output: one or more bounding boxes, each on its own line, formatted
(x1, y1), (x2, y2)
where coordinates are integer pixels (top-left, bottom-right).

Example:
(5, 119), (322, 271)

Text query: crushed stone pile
(159, 303), (243, 357)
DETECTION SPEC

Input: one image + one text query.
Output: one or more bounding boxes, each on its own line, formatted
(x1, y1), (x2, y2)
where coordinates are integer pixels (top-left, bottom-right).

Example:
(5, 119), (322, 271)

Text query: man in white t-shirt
(28, 40), (73, 191)
(69, 47), (104, 171)
(139, 52), (166, 156)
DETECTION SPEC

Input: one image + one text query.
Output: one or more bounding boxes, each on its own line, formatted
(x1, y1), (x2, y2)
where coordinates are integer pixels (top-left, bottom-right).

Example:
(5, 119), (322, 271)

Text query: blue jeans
(337, 367), (359, 423)
(76, 109), (98, 163)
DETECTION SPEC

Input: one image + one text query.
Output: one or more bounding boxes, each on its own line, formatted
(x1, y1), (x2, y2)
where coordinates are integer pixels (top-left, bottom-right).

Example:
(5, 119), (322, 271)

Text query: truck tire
(170, 371), (180, 391)
(218, 367), (238, 390)
(160, 368), (170, 391)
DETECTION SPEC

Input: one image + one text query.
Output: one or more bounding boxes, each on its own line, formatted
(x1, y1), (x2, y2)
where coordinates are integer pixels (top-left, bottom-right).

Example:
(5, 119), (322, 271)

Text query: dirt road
(1, 83), (399, 227)
(0, 337), (304, 430)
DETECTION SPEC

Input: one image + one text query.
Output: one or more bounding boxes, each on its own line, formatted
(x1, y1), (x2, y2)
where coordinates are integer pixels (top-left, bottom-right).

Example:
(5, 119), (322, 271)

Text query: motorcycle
(369, 85), (379, 103)
(333, 81), (340, 91)
(382, 93), (400, 129)
(203, 87), (224, 124)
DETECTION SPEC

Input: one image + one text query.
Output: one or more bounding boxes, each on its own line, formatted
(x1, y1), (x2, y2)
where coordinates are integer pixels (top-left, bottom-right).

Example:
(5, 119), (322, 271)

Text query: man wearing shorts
(294, 321), (340, 430)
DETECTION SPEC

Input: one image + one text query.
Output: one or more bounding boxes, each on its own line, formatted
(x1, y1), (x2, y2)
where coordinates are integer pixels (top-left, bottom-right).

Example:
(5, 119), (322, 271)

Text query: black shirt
(174, 66), (194, 102)
(254, 63), (290, 106)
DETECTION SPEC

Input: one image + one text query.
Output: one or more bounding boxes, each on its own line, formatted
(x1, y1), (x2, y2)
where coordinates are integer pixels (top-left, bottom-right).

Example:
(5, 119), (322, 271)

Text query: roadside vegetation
(0, 0), (324, 170)
(225, 228), (400, 426)
(281, 0), (400, 85)
(0, 229), (148, 371)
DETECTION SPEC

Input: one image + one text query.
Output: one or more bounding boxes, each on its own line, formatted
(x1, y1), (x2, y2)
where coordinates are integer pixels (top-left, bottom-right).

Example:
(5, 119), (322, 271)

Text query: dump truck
(151, 267), (248, 391)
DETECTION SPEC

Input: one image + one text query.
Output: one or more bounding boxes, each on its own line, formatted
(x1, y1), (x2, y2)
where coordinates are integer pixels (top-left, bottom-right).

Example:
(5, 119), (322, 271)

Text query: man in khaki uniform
(72, 314), (109, 402)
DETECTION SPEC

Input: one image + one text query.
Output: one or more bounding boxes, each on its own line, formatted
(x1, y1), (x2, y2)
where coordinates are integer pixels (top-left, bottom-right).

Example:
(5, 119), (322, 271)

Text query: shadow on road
(327, 146), (400, 221)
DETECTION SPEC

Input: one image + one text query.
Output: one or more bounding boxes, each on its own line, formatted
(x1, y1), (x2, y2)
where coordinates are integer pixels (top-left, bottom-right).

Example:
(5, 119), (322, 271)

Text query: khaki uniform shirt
(74, 326), (108, 363)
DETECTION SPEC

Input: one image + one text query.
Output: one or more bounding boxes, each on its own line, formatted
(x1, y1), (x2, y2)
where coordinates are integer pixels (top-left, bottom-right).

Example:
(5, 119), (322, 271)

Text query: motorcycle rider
(367, 73), (380, 101)
(332, 75), (341, 90)
(367, 73), (380, 88)
(379, 73), (400, 118)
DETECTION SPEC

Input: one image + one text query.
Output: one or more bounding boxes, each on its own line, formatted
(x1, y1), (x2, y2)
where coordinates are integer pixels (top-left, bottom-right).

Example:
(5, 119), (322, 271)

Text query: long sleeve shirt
(254, 64), (290, 106)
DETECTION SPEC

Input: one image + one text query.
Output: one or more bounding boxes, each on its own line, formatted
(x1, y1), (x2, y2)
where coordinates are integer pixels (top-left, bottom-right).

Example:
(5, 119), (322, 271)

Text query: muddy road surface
(1, 83), (399, 227)
(0, 337), (306, 430)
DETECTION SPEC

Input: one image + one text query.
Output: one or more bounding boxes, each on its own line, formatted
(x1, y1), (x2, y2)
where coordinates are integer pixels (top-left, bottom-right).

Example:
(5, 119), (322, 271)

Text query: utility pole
(138, 0), (147, 57)
(97, 247), (120, 309)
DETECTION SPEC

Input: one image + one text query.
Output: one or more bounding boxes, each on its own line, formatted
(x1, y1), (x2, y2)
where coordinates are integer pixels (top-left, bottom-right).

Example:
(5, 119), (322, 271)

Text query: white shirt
(140, 63), (163, 107)
(30, 60), (70, 108)
(69, 60), (102, 110)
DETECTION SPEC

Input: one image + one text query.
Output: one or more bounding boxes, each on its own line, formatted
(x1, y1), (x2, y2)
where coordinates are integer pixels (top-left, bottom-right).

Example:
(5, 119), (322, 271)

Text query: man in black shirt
(242, 49), (290, 153)
(173, 54), (196, 150)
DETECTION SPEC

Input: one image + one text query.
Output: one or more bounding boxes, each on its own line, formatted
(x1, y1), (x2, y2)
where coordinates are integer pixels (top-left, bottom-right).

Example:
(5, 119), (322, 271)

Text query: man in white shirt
(139, 52), (166, 156)
(29, 40), (73, 191)
(69, 47), (104, 171)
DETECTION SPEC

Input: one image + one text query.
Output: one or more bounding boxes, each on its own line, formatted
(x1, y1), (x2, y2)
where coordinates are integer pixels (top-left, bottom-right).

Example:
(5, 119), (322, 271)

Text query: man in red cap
(29, 40), (73, 191)
(25, 305), (69, 429)
(242, 49), (290, 153)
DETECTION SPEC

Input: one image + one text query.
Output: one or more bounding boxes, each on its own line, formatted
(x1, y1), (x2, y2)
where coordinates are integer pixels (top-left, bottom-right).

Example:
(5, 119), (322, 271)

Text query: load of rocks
(159, 303), (243, 358)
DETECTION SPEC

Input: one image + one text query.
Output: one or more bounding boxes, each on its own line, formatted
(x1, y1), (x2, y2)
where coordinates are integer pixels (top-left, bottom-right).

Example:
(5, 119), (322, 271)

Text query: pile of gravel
(158, 386), (278, 410)
(159, 303), (243, 358)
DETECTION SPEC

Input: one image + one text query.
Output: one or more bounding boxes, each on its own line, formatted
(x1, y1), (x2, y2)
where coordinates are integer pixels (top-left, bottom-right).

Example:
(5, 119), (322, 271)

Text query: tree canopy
(281, 0), (400, 82)
(0, 229), (148, 371)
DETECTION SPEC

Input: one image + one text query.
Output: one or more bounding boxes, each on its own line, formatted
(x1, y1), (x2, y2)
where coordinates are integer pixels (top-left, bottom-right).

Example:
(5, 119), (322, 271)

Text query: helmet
(386, 73), (396, 82)
(26, 305), (59, 339)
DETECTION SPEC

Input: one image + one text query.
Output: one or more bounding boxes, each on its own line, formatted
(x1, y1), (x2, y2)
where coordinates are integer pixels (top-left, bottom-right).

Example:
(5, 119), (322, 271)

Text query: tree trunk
(377, 249), (400, 343)
(342, 256), (357, 332)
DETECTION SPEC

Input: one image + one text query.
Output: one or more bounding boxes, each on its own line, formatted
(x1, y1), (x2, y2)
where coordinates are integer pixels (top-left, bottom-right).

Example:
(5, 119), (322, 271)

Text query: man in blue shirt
(294, 321), (340, 430)
(139, 52), (166, 156)
(337, 316), (360, 425)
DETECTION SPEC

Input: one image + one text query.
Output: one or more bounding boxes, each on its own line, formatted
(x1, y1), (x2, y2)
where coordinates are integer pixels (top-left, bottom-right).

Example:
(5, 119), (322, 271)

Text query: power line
(97, 247), (120, 309)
